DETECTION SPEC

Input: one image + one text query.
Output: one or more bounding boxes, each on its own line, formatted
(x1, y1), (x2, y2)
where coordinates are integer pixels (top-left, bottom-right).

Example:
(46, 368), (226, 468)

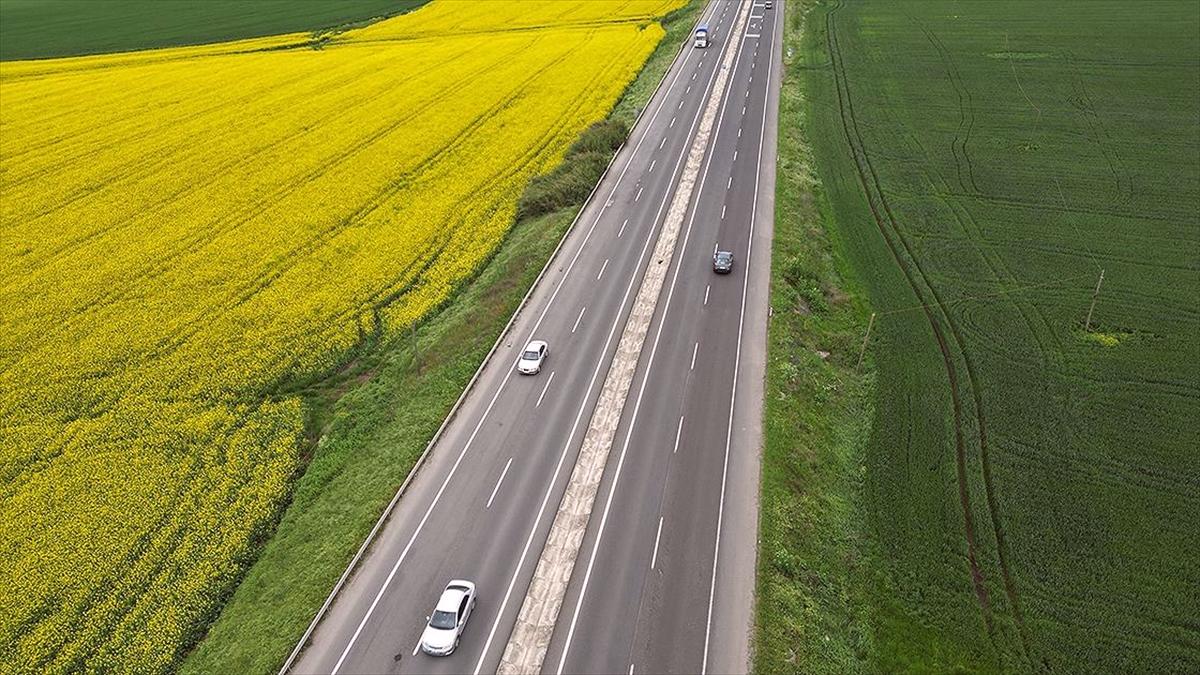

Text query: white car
(420, 580), (477, 656)
(517, 340), (548, 374)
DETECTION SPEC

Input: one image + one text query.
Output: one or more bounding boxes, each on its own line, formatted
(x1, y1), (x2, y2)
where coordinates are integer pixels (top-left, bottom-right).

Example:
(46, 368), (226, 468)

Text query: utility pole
(1084, 269), (1105, 332)
(856, 312), (876, 371)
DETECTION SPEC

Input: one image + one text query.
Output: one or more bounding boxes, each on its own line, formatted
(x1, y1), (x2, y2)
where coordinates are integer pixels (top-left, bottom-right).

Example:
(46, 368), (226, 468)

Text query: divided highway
(289, 1), (781, 672)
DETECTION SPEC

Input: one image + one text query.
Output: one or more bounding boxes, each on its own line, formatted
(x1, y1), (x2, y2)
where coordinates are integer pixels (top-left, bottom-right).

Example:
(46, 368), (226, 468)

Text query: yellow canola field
(0, 0), (680, 670)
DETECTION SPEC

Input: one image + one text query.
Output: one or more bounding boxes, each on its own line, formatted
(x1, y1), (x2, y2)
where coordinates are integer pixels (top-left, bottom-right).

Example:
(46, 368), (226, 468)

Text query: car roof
(435, 587), (467, 612)
(716, 250), (733, 258)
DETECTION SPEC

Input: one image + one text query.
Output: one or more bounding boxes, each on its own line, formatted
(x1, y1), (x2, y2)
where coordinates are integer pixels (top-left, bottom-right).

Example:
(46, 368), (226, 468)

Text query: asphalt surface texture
(290, 1), (781, 673)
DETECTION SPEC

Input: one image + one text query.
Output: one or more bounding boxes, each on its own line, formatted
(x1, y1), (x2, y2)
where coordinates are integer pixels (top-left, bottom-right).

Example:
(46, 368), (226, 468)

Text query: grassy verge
(182, 2), (703, 673)
(0, 0), (425, 61)
(754, 1), (879, 672)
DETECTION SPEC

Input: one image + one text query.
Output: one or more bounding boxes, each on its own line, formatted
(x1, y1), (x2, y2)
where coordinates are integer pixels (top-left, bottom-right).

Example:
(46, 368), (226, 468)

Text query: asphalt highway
(289, 1), (781, 673)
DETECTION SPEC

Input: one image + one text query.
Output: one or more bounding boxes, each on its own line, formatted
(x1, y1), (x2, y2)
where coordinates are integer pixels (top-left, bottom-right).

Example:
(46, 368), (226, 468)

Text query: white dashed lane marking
(487, 457), (515, 508)
(535, 372), (556, 408)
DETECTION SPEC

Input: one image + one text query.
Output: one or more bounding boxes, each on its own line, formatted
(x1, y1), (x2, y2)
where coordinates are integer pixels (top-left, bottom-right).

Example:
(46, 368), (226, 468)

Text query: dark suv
(713, 250), (734, 274)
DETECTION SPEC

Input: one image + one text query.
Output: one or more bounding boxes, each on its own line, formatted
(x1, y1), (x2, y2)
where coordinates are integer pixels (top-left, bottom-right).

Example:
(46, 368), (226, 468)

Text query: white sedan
(420, 580), (477, 656)
(517, 340), (549, 374)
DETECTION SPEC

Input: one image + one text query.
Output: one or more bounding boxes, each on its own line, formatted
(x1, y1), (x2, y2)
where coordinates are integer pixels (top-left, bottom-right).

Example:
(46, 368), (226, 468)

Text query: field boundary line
(279, 5), (711, 671)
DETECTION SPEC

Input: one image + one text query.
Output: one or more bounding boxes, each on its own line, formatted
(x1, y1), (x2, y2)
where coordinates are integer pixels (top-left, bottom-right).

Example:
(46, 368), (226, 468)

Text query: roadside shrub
(516, 118), (630, 221)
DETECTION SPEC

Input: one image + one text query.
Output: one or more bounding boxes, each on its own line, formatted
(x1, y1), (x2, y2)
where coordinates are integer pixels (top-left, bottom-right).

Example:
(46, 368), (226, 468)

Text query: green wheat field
(759, 0), (1199, 671)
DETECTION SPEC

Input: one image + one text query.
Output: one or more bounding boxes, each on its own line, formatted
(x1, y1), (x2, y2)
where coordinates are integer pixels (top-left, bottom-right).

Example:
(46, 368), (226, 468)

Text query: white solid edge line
(324, 0), (716, 665)
(472, 4), (728, 671)
(535, 371), (556, 408)
(701, 6), (776, 674)
(554, 2), (755, 670)
(487, 457), (515, 509)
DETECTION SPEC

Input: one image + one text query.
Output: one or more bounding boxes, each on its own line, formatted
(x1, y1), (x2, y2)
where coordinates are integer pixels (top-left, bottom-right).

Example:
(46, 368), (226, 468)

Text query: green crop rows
(0, 0), (425, 61)
(760, 0), (1200, 671)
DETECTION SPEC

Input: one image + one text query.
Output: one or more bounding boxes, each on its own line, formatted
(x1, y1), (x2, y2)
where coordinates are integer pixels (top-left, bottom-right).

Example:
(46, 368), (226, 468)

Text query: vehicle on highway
(694, 25), (709, 48)
(420, 580), (477, 656)
(765, 0), (773, 8)
(517, 340), (549, 374)
(713, 250), (734, 274)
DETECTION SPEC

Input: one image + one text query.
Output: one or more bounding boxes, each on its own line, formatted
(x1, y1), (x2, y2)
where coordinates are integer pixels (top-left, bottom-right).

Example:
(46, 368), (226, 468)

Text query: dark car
(713, 250), (734, 274)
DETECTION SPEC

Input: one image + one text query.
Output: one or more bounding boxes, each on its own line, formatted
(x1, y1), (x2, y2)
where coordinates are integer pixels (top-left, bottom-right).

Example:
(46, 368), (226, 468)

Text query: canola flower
(0, 1), (681, 670)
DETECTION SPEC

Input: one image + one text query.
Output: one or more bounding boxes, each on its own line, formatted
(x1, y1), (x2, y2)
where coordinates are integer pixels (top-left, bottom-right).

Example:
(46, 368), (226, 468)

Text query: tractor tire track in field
(6, 37), (532, 354)
(4, 51), (433, 288)
(893, 97), (1066, 367)
(914, 21), (980, 195)
(824, 2), (992, 628)
(945, 191), (1185, 224)
(7, 40), (484, 281)
(826, 5), (1032, 661)
(355, 29), (628, 343)
(153, 34), (585, 357)
(4, 37), (543, 423)
(17, 35), (597, 440)
(1, 45), (383, 200)
(37, 452), (214, 671)
(19, 397), (272, 669)
(361, 29), (634, 322)
(348, 15), (663, 46)
(1064, 51), (1133, 207)
(2, 54), (336, 181)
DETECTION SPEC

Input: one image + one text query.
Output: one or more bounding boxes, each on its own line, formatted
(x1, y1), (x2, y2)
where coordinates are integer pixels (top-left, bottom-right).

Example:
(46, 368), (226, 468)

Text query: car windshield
(716, 253), (731, 263)
(430, 609), (457, 630)
(522, 350), (540, 360)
